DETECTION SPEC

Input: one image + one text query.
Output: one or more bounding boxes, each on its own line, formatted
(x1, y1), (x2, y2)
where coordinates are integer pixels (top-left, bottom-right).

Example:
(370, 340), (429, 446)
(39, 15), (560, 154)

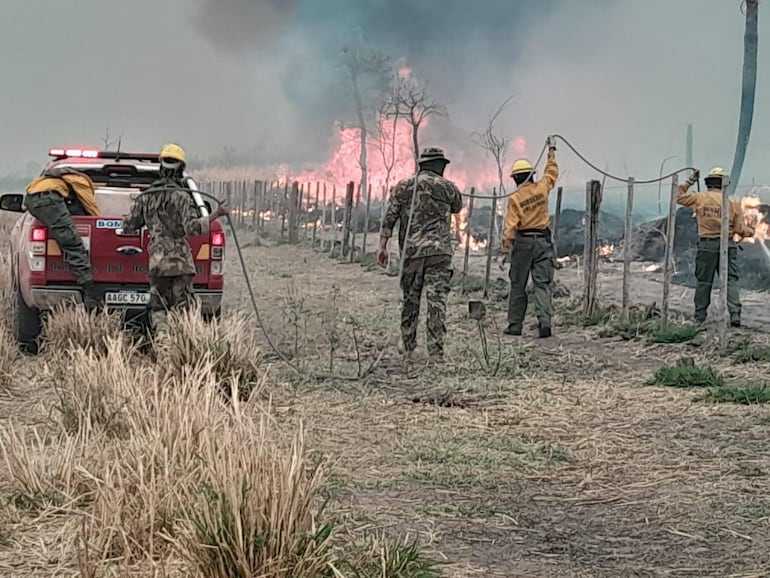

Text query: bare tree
(371, 90), (400, 197)
(472, 95), (514, 244)
(101, 128), (123, 150)
(341, 42), (390, 252)
(473, 95), (514, 198)
(384, 75), (447, 170)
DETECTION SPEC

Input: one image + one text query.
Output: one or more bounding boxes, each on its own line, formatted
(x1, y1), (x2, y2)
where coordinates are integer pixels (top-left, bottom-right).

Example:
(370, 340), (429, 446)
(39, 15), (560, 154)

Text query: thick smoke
(190, 0), (770, 206)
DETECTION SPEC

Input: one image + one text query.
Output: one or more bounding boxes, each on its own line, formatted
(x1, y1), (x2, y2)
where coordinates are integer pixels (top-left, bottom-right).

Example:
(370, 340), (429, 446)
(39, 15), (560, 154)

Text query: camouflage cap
(418, 147), (450, 165)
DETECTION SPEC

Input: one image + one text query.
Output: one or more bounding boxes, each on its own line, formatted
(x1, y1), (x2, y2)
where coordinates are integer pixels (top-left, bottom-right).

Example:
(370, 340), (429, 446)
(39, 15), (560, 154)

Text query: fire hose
(169, 176), (422, 382)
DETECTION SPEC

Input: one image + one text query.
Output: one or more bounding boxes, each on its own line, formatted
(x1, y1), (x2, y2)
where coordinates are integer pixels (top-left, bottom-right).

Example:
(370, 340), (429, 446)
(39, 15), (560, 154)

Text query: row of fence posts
(199, 175), (731, 345)
(197, 179), (388, 260)
(583, 174), (730, 348)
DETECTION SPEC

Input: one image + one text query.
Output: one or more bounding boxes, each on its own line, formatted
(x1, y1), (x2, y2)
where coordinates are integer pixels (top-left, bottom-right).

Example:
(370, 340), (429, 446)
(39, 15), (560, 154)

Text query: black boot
(81, 281), (101, 311)
(503, 325), (522, 336)
(538, 323), (552, 338)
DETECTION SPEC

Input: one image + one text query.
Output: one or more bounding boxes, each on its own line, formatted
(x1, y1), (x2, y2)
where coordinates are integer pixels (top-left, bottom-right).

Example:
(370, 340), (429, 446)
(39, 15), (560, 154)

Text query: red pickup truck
(0, 147), (225, 351)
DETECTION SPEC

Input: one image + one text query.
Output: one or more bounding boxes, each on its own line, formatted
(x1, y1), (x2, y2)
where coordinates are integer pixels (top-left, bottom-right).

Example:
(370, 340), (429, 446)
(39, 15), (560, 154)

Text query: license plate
(105, 291), (150, 305)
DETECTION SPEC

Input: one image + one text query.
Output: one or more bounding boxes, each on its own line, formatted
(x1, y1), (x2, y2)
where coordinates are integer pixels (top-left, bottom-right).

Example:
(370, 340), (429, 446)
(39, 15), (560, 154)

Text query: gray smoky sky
(1, 0), (768, 199)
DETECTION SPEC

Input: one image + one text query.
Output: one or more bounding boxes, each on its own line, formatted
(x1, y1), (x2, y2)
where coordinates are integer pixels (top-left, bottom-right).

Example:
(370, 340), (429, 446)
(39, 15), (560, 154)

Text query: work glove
(377, 248), (389, 268)
(546, 135), (556, 151)
(497, 250), (509, 271)
(686, 169), (700, 186)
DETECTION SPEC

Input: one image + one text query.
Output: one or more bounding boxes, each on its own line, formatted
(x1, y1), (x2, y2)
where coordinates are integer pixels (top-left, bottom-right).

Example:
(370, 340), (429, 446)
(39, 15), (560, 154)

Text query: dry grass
(41, 305), (124, 355)
(4, 243), (770, 577)
(0, 326), (19, 397)
(155, 306), (263, 400)
(1, 319), (379, 577)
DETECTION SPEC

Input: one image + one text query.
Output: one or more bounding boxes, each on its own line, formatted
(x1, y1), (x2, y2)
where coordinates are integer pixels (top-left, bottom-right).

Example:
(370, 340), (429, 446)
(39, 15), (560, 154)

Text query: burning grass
(648, 365), (724, 389)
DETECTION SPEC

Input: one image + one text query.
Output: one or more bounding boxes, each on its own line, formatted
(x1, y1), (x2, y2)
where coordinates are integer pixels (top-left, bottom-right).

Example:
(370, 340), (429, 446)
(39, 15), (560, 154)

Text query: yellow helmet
(510, 158), (533, 177)
(159, 143), (186, 165)
(708, 166), (727, 177)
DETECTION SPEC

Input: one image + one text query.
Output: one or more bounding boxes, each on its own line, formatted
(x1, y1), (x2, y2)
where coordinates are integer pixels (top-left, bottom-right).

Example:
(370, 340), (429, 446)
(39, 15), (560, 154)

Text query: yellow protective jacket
(501, 150), (559, 253)
(25, 171), (100, 216)
(676, 184), (752, 239)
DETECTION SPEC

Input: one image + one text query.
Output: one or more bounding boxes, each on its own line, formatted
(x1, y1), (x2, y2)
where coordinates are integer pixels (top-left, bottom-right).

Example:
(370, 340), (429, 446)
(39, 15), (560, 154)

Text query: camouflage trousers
(148, 274), (197, 332)
(507, 234), (555, 330)
(24, 191), (93, 285)
(400, 255), (453, 355)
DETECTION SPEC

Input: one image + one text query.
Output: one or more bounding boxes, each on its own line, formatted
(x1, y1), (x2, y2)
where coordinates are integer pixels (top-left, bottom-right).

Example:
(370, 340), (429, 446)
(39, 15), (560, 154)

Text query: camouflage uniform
(122, 179), (209, 331)
(381, 149), (462, 356)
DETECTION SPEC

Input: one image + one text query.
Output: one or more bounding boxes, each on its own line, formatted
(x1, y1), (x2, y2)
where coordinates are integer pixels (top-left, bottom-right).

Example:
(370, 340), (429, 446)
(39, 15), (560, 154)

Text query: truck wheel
(14, 282), (42, 354)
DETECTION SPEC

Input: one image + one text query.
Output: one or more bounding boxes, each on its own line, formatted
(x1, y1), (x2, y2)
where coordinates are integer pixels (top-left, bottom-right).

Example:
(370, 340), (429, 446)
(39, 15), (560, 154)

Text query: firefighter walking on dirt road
(378, 147), (463, 363)
(24, 166), (101, 309)
(500, 136), (559, 338)
(677, 167), (754, 327)
(122, 144), (229, 333)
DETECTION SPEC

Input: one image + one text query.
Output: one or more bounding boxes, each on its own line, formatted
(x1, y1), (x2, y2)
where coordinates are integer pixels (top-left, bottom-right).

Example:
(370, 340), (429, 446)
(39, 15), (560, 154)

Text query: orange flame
(741, 194), (769, 243)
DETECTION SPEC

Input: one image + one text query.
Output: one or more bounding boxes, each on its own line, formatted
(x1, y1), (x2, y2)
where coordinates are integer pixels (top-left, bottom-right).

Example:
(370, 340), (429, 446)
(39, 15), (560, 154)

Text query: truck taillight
(211, 231), (225, 261)
(30, 227), (47, 257)
(31, 227), (47, 242)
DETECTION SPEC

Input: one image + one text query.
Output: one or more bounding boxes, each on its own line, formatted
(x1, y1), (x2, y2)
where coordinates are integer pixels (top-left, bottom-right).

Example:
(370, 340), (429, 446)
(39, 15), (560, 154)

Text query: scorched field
(1, 232), (770, 578)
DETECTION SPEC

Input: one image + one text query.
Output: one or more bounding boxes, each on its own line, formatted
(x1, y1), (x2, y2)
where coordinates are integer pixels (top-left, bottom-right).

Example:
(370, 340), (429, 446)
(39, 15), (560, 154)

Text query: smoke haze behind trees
(0, 0), (768, 207)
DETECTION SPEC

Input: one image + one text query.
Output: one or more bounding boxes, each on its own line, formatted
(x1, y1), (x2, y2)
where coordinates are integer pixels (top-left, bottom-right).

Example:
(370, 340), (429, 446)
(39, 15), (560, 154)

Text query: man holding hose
(378, 147), (463, 363)
(677, 167), (753, 327)
(501, 136), (559, 338)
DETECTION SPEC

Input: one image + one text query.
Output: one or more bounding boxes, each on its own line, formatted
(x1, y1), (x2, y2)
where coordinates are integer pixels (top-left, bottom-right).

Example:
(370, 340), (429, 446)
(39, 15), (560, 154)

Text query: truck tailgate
(45, 216), (212, 286)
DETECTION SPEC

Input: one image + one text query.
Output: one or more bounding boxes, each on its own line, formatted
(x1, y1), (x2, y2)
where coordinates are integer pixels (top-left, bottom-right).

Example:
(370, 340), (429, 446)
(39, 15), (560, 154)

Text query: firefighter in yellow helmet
(500, 137), (559, 338)
(122, 143), (229, 334)
(677, 166), (754, 326)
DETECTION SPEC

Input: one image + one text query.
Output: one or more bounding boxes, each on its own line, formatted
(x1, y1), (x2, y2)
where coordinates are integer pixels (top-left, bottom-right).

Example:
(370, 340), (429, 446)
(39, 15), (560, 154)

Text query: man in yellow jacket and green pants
(24, 167), (101, 309)
(501, 137), (559, 338)
(677, 167), (754, 327)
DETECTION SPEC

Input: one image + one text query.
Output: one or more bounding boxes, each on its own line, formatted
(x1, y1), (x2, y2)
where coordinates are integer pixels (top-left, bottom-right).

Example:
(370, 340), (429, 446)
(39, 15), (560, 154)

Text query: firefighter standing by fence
(677, 167), (754, 327)
(378, 147), (463, 362)
(24, 166), (101, 309)
(122, 144), (229, 333)
(500, 137), (559, 338)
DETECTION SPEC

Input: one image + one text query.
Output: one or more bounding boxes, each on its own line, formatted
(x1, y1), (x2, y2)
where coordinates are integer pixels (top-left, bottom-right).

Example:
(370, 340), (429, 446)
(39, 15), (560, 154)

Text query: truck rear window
(95, 189), (140, 216)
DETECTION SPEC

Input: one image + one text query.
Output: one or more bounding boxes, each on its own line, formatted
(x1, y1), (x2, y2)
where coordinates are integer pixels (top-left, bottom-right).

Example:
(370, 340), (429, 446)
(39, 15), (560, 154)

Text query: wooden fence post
(462, 187), (475, 281)
(483, 187), (497, 298)
(350, 183), (361, 262)
(622, 177), (635, 321)
(583, 180), (602, 316)
(330, 185), (338, 257)
(281, 181), (288, 242)
(553, 186), (563, 257)
(289, 182), (300, 244)
(312, 182), (320, 248)
(719, 175), (730, 351)
(342, 181), (354, 258)
(662, 174), (679, 327)
(362, 180), (373, 256)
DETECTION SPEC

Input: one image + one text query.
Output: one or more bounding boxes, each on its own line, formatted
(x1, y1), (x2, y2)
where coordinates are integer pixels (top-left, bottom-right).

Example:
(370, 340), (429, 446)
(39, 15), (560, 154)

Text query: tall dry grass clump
(0, 250), (12, 327)
(170, 422), (333, 577)
(0, 325), (19, 396)
(155, 306), (263, 400)
(41, 305), (124, 355)
(48, 337), (142, 437)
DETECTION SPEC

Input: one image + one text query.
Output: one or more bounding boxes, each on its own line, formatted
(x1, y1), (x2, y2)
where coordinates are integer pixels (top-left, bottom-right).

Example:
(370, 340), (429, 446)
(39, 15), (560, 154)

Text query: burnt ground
(217, 236), (770, 577)
(2, 231), (770, 577)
